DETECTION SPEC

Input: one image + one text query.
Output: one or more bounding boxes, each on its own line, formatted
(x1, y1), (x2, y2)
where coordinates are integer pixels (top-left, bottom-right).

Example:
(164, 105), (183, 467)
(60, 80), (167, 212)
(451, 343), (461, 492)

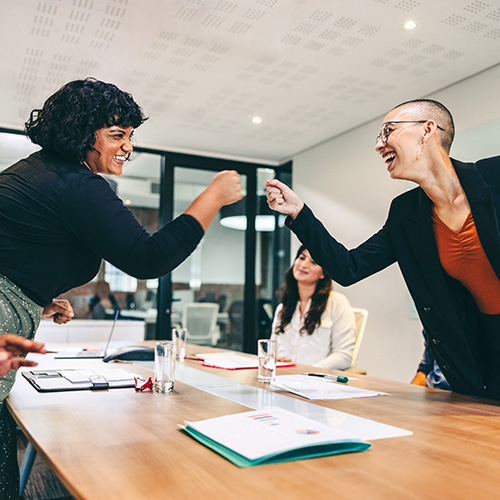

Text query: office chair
(348, 308), (368, 375)
(182, 302), (220, 346)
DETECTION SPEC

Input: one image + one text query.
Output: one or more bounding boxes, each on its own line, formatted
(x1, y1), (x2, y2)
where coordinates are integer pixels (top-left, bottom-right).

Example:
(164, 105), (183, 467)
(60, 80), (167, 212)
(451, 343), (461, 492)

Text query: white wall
(291, 63), (500, 383)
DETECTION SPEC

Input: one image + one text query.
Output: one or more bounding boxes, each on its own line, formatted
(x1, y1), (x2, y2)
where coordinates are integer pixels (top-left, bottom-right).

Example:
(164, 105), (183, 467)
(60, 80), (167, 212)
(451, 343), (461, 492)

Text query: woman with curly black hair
(0, 77), (242, 499)
(270, 245), (356, 369)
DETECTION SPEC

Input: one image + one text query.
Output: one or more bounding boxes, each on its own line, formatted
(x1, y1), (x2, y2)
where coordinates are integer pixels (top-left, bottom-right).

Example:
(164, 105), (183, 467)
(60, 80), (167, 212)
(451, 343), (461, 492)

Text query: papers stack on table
(271, 374), (388, 400)
(191, 352), (294, 370)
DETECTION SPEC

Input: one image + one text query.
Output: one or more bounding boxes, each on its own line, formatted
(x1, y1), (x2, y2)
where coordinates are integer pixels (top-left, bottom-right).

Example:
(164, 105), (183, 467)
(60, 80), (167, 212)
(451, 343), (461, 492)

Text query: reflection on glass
(172, 167), (246, 351)
(255, 168), (277, 343)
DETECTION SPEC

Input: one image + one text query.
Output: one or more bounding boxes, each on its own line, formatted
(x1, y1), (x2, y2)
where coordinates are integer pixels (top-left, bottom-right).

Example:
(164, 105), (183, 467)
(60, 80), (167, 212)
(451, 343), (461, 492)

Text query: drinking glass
(154, 341), (175, 393)
(257, 339), (277, 383)
(172, 327), (187, 361)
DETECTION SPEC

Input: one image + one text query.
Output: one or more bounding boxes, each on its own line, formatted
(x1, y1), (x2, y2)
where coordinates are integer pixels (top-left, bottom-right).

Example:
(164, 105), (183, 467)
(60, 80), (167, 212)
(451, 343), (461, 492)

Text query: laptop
(54, 311), (119, 359)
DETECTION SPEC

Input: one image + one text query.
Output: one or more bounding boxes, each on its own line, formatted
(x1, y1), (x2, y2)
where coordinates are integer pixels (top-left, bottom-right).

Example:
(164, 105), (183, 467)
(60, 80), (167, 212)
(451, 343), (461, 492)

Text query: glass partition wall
(171, 167), (246, 351)
(158, 152), (292, 353)
(0, 129), (291, 353)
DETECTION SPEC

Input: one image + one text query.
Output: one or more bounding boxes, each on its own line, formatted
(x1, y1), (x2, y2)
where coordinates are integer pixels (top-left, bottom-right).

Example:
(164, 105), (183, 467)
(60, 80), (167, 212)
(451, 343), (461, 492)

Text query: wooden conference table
(7, 343), (500, 500)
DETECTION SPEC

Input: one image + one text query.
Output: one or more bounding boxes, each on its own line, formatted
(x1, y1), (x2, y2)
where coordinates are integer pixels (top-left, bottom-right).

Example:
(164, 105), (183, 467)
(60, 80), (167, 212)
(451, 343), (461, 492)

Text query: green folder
(183, 425), (371, 467)
(182, 408), (371, 468)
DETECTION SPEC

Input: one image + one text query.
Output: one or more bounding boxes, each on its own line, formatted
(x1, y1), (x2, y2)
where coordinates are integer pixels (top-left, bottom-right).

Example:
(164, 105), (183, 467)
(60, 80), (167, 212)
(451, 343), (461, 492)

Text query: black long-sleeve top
(0, 150), (204, 306)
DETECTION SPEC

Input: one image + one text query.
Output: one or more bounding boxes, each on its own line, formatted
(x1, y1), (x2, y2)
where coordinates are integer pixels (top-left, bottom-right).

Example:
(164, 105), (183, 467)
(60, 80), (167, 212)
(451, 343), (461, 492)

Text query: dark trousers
(0, 400), (19, 500)
(480, 313), (500, 400)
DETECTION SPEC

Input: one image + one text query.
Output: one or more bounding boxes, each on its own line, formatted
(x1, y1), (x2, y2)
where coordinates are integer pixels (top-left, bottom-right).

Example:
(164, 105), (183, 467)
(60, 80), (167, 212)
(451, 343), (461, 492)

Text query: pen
(301, 373), (349, 383)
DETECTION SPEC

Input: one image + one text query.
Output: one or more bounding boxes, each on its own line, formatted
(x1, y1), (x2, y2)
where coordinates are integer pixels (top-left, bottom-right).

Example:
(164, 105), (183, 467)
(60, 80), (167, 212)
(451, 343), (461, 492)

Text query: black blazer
(288, 155), (500, 398)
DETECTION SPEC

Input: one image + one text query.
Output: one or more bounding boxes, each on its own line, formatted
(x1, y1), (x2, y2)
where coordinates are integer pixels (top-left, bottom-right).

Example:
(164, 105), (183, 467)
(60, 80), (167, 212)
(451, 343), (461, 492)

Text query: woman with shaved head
(267, 99), (500, 401)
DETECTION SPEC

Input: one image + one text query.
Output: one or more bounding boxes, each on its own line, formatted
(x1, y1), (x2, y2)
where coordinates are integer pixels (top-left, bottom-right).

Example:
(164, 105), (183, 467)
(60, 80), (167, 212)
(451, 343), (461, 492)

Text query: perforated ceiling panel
(1, 0), (499, 162)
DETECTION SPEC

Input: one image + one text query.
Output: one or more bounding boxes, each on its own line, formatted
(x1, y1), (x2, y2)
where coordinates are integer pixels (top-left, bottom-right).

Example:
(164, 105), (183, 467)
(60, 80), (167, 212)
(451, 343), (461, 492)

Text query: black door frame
(154, 151), (291, 354)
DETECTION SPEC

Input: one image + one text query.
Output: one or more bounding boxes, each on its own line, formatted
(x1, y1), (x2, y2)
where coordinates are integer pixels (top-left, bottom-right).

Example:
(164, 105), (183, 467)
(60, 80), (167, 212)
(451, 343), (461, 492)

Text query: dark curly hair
(275, 245), (332, 336)
(25, 77), (148, 162)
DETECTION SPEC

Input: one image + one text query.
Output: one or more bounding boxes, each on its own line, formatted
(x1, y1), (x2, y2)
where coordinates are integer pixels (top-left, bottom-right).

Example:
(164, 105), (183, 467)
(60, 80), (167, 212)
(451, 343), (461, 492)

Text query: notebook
(54, 310), (119, 359)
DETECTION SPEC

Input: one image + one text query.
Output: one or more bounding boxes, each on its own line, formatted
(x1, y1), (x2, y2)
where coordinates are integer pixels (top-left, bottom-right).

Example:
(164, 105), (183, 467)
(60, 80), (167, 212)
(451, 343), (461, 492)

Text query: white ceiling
(1, 0), (500, 163)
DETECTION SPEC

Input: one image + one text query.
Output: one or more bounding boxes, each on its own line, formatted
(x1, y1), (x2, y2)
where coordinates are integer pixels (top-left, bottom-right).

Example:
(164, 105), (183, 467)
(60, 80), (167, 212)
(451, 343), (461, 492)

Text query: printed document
(271, 374), (388, 400)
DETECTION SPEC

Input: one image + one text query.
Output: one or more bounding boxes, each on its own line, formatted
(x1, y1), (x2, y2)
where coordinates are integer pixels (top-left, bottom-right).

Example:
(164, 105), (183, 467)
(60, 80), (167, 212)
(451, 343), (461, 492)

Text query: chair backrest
(182, 302), (220, 345)
(350, 308), (368, 369)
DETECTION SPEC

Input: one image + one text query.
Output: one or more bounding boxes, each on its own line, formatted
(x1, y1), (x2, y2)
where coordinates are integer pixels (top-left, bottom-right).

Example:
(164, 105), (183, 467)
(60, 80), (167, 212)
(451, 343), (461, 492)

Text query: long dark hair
(25, 77), (148, 163)
(275, 245), (332, 336)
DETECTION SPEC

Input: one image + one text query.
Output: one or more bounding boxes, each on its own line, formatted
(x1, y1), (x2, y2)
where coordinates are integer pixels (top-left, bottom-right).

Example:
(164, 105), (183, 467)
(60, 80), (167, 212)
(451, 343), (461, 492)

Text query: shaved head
(391, 99), (455, 153)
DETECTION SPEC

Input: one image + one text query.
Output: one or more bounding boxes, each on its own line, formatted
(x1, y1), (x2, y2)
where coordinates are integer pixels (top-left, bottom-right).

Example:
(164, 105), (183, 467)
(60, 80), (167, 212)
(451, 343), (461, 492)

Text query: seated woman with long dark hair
(271, 245), (356, 369)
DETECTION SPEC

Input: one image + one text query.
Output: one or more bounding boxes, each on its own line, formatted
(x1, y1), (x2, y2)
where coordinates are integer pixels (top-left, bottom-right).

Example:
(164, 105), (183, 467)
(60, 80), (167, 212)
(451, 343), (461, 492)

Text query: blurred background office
(0, 0), (499, 383)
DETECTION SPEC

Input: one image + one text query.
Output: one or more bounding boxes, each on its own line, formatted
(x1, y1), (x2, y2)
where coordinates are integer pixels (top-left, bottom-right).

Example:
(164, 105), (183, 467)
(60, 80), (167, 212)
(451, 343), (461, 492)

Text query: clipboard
(22, 368), (137, 392)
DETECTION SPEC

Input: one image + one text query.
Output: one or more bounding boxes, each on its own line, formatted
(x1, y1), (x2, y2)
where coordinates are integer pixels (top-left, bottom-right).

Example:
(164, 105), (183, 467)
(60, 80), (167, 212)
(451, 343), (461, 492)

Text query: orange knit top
(431, 209), (500, 315)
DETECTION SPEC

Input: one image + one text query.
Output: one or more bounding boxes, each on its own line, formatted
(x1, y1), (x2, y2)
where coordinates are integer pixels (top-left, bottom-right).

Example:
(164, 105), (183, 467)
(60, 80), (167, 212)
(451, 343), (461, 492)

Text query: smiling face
(375, 105), (427, 182)
(292, 249), (324, 286)
(84, 125), (134, 175)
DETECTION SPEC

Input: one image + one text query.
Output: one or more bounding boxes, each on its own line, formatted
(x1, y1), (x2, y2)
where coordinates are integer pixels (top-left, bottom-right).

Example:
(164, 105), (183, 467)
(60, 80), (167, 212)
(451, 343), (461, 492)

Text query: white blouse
(270, 291), (356, 370)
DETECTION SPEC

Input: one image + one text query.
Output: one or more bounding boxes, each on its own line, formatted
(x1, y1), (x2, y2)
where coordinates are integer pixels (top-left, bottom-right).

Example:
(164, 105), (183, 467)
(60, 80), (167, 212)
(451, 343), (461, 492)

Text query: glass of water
(154, 341), (176, 393)
(172, 327), (187, 361)
(257, 339), (277, 384)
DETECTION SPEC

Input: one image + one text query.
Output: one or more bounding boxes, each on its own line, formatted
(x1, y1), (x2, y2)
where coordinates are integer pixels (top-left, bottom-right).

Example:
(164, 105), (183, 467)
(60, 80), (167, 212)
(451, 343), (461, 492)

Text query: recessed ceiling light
(404, 20), (417, 30)
(252, 116), (262, 124)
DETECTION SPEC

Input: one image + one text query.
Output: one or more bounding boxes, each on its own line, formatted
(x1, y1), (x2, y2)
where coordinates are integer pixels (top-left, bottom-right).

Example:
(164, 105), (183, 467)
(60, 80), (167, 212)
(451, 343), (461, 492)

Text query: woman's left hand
(42, 299), (74, 324)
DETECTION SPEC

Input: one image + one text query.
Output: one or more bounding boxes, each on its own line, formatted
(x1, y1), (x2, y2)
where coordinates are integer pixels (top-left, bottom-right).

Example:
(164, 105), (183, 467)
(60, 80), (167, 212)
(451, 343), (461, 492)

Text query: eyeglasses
(376, 120), (445, 145)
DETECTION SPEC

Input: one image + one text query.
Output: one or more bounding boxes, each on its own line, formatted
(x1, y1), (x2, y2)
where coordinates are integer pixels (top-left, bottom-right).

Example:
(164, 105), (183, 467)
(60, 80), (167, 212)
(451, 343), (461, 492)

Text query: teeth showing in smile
(384, 153), (396, 164)
(114, 154), (130, 161)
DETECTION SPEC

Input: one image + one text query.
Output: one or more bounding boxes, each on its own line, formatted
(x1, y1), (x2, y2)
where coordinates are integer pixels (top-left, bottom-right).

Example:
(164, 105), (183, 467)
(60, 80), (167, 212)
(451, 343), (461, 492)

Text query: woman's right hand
(266, 179), (304, 220)
(206, 170), (243, 207)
